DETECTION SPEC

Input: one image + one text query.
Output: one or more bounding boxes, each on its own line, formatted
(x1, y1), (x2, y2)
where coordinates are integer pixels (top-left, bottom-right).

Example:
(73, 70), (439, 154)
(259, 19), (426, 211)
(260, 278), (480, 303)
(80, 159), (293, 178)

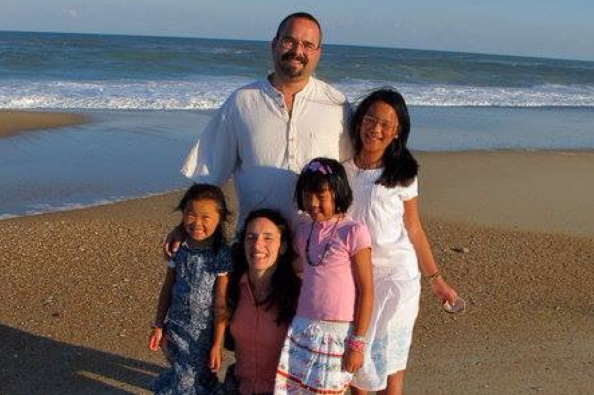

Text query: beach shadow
(0, 324), (164, 395)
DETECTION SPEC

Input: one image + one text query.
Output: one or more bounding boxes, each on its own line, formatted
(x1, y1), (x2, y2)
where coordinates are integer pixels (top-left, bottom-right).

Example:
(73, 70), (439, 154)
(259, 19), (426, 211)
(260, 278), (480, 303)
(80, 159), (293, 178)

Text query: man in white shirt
(180, 12), (350, 226)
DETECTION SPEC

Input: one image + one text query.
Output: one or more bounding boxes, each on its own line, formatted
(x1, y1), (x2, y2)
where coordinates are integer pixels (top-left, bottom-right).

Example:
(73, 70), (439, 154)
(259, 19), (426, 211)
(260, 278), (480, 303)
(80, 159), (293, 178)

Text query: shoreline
(1, 107), (592, 393)
(3, 148), (593, 238)
(2, 109), (593, 394)
(0, 110), (87, 138)
(1, 190), (592, 395)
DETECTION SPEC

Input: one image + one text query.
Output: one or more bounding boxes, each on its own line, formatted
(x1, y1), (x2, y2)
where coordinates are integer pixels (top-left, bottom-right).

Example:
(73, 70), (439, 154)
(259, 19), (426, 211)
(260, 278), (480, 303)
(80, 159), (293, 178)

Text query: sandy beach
(0, 110), (86, 139)
(417, 150), (594, 238)
(1, 113), (593, 395)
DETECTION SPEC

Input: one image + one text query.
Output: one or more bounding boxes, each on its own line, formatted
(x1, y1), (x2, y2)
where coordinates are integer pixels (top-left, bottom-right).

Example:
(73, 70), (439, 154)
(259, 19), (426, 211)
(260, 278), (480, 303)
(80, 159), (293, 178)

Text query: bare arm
(155, 268), (176, 326)
(212, 275), (229, 348)
(209, 274), (229, 371)
(351, 247), (374, 338)
(343, 247), (374, 373)
(148, 267), (176, 351)
(403, 197), (458, 303)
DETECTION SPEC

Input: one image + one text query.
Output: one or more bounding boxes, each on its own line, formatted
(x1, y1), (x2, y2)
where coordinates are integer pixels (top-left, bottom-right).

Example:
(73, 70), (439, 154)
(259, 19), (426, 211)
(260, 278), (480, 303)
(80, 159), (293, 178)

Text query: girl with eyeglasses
(346, 89), (461, 395)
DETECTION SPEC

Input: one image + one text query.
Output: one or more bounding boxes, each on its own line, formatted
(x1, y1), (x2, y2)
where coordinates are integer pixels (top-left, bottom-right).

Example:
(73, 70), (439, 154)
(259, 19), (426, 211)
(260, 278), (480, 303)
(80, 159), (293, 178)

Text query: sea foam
(2, 78), (593, 110)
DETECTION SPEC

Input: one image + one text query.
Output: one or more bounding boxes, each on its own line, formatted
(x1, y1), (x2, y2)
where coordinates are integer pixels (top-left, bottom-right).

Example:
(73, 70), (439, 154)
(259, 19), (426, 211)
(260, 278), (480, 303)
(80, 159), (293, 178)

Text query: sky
(1, 0), (594, 61)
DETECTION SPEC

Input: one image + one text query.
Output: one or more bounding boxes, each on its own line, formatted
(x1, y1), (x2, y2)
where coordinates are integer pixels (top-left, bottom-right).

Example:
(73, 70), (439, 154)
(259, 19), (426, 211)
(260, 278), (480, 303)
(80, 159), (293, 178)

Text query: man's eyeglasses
(279, 36), (319, 53)
(362, 115), (396, 133)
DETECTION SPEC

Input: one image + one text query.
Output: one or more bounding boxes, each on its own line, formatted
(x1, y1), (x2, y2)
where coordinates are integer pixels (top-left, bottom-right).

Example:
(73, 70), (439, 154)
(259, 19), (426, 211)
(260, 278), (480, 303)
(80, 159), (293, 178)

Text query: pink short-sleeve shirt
(294, 217), (371, 321)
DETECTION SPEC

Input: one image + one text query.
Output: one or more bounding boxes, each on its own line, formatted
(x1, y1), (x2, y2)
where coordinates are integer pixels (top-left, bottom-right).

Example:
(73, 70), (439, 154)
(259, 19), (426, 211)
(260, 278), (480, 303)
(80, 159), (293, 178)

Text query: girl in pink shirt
(274, 158), (374, 395)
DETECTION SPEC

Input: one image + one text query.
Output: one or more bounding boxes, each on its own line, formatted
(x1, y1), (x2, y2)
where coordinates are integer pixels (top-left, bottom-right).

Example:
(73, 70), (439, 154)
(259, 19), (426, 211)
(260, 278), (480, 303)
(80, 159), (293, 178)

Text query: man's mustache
(281, 52), (307, 64)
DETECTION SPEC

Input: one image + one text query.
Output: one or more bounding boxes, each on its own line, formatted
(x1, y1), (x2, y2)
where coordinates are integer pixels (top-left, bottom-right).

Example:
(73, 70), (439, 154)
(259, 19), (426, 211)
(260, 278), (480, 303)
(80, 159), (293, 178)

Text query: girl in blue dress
(149, 184), (233, 395)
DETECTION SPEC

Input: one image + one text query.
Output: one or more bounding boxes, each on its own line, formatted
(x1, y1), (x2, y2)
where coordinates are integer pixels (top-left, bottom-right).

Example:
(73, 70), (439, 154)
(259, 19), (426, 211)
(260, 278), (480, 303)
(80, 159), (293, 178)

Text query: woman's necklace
(305, 216), (341, 267)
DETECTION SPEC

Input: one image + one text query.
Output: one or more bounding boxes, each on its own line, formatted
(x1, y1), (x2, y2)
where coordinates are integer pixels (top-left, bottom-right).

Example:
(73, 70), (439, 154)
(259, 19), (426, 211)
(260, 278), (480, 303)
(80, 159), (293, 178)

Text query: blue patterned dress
(153, 244), (233, 395)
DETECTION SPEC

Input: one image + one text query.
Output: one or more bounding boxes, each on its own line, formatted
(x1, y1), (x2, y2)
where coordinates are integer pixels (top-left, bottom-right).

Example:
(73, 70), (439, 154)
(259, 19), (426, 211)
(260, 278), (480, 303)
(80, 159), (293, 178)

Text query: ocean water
(2, 31), (594, 109)
(1, 31), (594, 218)
(0, 111), (202, 219)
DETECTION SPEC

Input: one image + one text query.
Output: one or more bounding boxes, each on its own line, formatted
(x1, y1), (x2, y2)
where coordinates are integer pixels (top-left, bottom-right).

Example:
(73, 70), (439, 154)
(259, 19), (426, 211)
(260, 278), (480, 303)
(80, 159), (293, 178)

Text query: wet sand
(0, 110), (86, 138)
(1, 148), (593, 394)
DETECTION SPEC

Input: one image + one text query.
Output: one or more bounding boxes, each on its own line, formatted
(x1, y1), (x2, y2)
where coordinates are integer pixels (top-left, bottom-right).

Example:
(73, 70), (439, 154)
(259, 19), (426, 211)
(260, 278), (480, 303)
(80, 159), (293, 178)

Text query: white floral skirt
(351, 273), (421, 391)
(275, 316), (353, 395)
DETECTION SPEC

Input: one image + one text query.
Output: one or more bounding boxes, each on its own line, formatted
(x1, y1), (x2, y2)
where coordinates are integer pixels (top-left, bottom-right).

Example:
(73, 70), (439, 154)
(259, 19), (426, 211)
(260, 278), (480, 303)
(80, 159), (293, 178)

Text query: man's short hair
(275, 12), (323, 44)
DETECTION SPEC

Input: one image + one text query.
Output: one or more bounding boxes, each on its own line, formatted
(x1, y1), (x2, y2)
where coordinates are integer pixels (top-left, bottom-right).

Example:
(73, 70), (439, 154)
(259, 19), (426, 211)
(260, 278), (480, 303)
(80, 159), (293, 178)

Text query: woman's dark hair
(294, 157), (353, 214)
(176, 183), (231, 253)
(227, 209), (301, 325)
(350, 88), (418, 188)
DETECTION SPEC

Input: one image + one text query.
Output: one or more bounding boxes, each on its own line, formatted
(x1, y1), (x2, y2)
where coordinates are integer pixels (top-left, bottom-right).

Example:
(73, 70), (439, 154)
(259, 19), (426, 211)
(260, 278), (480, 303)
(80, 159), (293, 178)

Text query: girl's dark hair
(350, 88), (419, 188)
(294, 157), (353, 214)
(227, 209), (301, 325)
(176, 183), (231, 253)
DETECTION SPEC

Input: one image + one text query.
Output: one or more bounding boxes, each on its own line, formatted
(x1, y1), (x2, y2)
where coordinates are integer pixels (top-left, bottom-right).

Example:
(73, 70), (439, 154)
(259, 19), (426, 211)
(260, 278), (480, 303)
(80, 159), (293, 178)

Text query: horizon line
(2, 28), (593, 64)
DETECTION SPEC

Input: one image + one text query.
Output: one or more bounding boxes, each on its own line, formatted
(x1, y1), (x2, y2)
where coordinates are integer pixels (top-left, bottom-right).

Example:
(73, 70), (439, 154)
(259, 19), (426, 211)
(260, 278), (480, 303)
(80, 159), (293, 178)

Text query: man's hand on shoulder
(162, 224), (185, 259)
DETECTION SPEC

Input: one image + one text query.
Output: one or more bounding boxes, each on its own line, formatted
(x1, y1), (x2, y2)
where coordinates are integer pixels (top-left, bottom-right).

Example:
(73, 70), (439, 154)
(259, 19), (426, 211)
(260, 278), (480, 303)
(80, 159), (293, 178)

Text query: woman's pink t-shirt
(294, 217), (371, 321)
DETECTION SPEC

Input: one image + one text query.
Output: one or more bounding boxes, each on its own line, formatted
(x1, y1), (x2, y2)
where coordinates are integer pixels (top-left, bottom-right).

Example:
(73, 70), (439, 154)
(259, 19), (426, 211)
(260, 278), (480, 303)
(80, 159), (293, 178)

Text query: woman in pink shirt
(225, 209), (301, 395)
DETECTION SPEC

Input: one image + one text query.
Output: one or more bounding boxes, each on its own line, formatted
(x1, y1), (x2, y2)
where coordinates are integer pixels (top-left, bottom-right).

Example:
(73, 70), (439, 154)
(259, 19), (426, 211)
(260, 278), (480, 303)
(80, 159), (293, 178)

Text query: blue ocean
(1, 31), (594, 218)
(2, 31), (594, 109)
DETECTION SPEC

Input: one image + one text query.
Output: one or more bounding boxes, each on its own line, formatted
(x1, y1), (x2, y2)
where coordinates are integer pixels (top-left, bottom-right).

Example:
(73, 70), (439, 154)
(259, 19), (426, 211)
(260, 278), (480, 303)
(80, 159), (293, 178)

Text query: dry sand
(1, 153), (593, 395)
(0, 110), (86, 139)
(417, 150), (594, 238)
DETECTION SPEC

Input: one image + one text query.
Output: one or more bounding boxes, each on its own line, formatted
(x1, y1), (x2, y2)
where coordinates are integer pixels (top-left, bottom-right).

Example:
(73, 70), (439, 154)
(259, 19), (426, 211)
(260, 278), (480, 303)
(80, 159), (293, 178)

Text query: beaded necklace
(305, 217), (341, 267)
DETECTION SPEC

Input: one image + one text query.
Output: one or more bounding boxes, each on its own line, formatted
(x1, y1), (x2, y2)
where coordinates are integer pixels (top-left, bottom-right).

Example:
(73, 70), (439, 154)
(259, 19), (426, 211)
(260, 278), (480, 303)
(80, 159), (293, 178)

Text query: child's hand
(342, 348), (363, 373)
(431, 276), (458, 304)
(148, 327), (164, 351)
(209, 346), (222, 372)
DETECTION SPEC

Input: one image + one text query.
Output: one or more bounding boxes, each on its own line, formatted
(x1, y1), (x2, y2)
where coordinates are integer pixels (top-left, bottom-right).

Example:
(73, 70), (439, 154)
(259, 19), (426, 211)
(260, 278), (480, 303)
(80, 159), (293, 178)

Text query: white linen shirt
(181, 77), (351, 225)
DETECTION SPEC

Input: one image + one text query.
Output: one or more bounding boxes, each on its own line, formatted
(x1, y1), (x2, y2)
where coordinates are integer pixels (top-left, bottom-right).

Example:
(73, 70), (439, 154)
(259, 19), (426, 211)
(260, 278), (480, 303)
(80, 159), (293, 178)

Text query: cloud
(62, 8), (78, 18)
